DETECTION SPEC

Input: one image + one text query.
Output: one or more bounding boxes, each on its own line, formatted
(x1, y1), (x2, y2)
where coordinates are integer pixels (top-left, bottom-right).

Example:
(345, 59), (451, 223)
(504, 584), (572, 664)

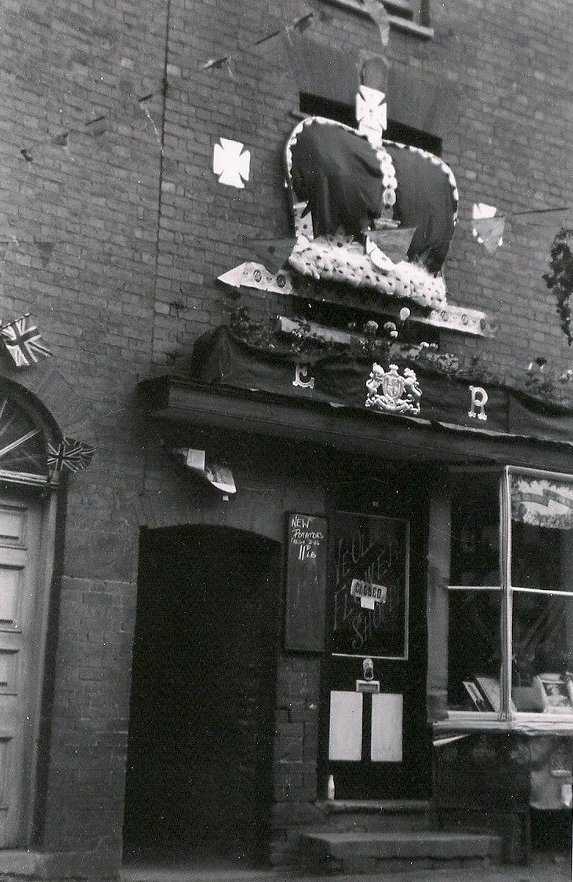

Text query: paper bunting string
(212, 138), (251, 188)
(0, 314), (52, 368)
(48, 437), (95, 476)
(202, 10), (334, 72)
(472, 203), (505, 253)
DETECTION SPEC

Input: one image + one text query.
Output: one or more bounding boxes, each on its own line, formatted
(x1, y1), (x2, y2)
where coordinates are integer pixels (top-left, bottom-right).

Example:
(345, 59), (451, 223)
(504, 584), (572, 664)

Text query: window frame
(435, 464), (573, 735)
(319, 0), (434, 39)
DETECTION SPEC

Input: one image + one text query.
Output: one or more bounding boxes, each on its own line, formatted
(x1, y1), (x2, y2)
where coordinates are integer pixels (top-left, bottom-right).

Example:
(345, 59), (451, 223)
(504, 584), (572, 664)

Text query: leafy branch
(543, 227), (573, 345)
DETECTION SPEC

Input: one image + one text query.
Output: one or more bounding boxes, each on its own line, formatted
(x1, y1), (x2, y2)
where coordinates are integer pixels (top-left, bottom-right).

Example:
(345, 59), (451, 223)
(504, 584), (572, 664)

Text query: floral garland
(543, 227), (573, 345)
(230, 309), (483, 381)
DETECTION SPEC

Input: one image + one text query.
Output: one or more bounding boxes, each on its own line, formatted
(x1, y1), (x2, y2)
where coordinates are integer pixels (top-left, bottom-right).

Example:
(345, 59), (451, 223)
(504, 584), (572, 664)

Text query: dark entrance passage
(123, 525), (280, 866)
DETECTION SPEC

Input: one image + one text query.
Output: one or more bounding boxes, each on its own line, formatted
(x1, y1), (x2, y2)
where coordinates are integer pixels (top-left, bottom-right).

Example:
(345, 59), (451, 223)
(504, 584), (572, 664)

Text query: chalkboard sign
(285, 513), (328, 652)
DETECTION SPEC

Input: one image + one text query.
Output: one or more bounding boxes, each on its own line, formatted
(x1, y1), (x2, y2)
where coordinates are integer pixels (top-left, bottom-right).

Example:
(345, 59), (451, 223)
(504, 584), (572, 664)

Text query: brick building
(0, 0), (572, 877)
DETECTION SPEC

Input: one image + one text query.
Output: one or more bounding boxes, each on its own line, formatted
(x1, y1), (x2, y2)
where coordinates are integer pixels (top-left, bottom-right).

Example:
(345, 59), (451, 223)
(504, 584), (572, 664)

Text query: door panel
(0, 499), (41, 845)
(325, 486), (430, 801)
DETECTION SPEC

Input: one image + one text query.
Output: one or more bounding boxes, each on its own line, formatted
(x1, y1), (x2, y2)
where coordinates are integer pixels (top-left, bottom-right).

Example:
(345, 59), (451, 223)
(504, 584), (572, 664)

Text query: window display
(447, 468), (573, 721)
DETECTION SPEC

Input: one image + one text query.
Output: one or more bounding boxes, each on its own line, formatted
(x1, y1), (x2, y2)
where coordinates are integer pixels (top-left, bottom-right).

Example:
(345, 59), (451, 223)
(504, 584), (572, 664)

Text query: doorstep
(0, 848), (119, 879)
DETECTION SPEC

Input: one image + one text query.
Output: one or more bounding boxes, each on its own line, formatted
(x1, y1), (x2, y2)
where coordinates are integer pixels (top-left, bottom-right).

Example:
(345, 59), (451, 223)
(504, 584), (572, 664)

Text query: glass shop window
(446, 468), (573, 719)
(448, 475), (502, 712)
(510, 473), (573, 715)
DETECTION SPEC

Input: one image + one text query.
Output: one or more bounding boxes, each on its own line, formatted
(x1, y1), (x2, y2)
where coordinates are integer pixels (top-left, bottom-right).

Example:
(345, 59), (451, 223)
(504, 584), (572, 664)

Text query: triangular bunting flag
(218, 262), (294, 295)
(245, 237), (296, 273)
(48, 437), (95, 477)
(366, 227), (416, 263)
(35, 241), (55, 267)
(472, 204), (505, 253)
(0, 314), (52, 368)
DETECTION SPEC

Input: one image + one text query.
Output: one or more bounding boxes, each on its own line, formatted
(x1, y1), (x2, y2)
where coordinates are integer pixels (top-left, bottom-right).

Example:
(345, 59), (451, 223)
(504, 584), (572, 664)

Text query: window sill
(434, 712), (573, 737)
(320, 0), (434, 40)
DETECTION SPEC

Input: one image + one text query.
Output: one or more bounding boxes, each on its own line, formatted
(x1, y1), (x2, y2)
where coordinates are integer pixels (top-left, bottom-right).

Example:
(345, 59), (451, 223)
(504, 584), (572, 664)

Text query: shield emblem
(380, 373), (405, 400)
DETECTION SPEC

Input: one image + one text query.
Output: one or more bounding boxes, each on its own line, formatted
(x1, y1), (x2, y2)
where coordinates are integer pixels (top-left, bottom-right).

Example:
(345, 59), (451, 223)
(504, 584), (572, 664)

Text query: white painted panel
(0, 508), (25, 544)
(0, 569), (20, 627)
(0, 650), (17, 691)
(371, 693), (403, 762)
(0, 738), (11, 809)
(329, 691), (363, 761)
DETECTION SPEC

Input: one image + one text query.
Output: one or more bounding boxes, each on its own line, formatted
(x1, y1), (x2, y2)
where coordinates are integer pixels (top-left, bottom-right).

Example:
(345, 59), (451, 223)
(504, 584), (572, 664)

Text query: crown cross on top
(356, 85), (387, 148)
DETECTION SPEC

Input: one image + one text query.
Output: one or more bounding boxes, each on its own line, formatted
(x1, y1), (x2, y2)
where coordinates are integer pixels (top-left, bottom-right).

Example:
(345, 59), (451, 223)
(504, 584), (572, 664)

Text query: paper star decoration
(472, 203), (505, 253)
(212, 138), (251, 189)
(356, 85), (387, 144)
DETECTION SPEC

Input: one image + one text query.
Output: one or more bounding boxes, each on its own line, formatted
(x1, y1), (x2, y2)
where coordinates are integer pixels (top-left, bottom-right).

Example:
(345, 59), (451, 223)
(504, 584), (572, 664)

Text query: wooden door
(0, 497), (42, 846)
(324, 487), (430, 800)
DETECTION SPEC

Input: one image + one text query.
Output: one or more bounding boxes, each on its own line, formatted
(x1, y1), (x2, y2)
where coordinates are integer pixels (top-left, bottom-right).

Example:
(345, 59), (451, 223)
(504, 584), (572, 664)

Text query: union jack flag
(0, 314), (51, 368)
(48, 437), (95, 476)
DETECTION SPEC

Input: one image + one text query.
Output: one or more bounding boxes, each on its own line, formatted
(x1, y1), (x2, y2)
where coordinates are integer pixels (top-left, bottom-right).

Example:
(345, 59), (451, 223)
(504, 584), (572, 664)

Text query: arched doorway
(123, 524), (280, 868)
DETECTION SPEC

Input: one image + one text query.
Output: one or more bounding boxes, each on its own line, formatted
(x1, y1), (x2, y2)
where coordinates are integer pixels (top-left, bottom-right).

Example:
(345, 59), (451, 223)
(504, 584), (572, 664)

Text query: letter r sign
(468, 385), (488, 421)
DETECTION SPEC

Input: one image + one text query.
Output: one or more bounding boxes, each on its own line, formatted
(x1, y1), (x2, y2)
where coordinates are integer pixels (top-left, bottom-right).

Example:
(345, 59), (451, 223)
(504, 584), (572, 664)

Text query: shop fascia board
(139, 377), (573, 471)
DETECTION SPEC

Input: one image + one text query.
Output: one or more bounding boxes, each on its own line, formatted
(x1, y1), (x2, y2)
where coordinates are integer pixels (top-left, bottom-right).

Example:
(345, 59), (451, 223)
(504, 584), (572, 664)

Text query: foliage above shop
(228, 308), (573, 406)
(543, 228), (573, 345)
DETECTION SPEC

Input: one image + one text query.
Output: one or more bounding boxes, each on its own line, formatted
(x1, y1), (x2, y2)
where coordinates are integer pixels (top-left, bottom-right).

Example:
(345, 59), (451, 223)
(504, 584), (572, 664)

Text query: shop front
(137, 353), (573, 865)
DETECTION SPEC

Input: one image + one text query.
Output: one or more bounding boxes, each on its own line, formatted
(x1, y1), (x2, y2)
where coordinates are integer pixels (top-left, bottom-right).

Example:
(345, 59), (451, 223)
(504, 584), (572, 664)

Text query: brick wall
(154, 0), (573, 385)
(0, 0), (167, 862)
(1, 0), (572, 870)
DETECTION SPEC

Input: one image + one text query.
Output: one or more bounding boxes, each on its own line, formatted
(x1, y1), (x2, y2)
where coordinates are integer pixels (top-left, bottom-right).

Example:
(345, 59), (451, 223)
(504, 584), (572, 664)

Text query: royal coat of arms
(365, 363), (422, 415)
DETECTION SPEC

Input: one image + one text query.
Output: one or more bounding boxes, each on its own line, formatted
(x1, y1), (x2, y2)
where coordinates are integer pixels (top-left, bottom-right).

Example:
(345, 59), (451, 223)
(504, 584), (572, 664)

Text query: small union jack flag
(48, 437), (95, 476)
(0, 314), (51, 368)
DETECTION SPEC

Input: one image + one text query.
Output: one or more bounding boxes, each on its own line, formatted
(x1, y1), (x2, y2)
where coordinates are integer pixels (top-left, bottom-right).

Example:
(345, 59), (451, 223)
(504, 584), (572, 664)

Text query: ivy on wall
(544, 227), (573, 345)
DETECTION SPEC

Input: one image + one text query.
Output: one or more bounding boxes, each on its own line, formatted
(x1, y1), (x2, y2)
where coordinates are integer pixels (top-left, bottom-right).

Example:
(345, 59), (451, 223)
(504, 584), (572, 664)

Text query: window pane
(447, 589), (501, 710)
(450, 477), (500, 586)
(511, 522), (570, 592)
(512, 592), (573, 714)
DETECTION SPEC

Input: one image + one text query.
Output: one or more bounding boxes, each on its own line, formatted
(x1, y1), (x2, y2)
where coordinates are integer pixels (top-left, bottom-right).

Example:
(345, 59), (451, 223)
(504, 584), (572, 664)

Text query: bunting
(48, 437), (95, 477)
(0, 314), (51, 368)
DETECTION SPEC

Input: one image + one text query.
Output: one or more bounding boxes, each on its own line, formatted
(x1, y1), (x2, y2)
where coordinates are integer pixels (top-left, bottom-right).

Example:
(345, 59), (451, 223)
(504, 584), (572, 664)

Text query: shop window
(445, 467), (573, 724)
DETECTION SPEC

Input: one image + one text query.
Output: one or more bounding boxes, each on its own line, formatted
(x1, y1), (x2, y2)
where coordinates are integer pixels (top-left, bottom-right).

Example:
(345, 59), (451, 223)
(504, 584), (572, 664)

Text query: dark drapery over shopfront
(181, 326), (573, 448)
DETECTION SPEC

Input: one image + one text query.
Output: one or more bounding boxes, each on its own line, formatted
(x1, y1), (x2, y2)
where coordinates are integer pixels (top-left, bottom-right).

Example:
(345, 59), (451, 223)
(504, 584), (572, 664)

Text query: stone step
(301, 830), (503, 874)
(316, 799), (433, 831)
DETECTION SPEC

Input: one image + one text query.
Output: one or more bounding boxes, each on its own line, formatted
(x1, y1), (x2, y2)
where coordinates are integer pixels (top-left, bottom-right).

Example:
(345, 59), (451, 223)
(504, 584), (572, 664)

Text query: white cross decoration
(356, 85), (387, 146)
(212, 137), (251, 188)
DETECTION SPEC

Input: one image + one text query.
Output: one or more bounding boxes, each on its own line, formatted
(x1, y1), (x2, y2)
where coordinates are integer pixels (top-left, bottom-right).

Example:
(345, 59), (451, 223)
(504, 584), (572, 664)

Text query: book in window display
(462, 680), (490, 712)
(473, 675), (517, 712)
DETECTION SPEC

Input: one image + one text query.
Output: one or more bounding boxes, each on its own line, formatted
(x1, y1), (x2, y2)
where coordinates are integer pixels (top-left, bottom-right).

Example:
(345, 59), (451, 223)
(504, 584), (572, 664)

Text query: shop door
(325, 498), (429, 800)
(0, 497), (42, 845)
